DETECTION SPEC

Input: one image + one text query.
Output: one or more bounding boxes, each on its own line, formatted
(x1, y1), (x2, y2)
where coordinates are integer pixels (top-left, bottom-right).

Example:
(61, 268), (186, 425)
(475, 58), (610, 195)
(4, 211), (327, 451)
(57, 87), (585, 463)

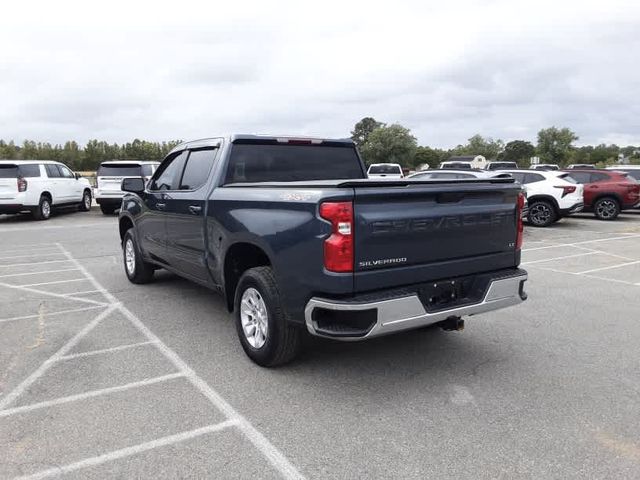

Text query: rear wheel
(234, 266), (301, 367)
(122, 229), (154, 284)
(527, 200), (556, 227)
(32, 195), (51, 220)
(100, 204), (117, 215)
(79, 190), (92, 212)
(594, 197), (620, 221)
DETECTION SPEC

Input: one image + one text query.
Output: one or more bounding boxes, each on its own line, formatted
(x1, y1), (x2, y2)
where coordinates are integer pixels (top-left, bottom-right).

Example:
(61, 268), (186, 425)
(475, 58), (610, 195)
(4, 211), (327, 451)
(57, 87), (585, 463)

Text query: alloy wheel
(125, 239), (136, 275)
(240, 287), (269, 349)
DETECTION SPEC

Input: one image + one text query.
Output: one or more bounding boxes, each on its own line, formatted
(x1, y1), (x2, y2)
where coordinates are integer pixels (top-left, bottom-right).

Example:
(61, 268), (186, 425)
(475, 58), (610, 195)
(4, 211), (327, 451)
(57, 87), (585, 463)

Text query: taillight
(319, 201), (354, 272)
(17, 176), (27, 192)
(554, 185), (576, 197)
(516, 192), (525, 250)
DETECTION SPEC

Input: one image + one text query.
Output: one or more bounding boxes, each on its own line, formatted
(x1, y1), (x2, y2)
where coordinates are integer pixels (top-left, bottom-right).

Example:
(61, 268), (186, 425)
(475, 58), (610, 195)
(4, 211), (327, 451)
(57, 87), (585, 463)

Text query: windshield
(441, 162), (472, 169)
(368, 165), (402, 175)
(225, 143), (364, 183)
(98, 164), (143, 177)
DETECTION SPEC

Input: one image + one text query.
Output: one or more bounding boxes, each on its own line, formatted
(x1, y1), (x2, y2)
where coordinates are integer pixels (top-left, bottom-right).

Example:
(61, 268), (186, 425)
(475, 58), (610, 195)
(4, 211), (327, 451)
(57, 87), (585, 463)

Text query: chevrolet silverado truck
(118, 135), (528, 366)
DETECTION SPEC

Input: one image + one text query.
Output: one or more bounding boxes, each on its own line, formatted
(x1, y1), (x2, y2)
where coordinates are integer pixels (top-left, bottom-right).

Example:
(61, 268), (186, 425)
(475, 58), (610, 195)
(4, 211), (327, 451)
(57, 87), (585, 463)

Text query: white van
(0, 160), (92, 220)
(95, 161), (160, 214)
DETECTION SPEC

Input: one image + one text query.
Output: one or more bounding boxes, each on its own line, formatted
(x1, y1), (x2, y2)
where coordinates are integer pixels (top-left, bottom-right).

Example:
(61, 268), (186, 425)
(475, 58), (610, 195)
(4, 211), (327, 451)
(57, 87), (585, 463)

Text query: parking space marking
(16, 420), (239, 480)
(62, 289), (101, 297)
(0, 373), (185, 418)
(0, 281), (108, 306)
(56, 243), (306, 480)
(0, 268), (79, 279)
(523, 233), (640, 251)
(0, 305), (114, 410)
(18, 278), (86, 288)
(0, 305), (104, 324)
(0, 252), (64, 261)
(526, 264), (640, 287)
(575, 260), (640, 275)
(571, 245), (636, 261)
(523, 252), (597, 265)
(58, 341), (156, 360)
(0, 259), (72, 268)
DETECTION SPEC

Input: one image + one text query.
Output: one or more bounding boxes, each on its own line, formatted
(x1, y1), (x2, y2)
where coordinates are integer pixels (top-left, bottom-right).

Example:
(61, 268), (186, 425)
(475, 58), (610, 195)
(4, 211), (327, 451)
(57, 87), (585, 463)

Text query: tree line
(1, 124), (639, 172)
(351, 117), (640, 169)
(0, 139), (182, 171)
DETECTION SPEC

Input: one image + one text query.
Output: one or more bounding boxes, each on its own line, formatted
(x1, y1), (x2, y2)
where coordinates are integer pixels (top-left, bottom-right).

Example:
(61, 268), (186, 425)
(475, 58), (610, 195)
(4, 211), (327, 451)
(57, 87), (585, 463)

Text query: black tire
(32, 195), (52, 221)
(100, 204), (116, 215)
(527, 200), (557, 227)
(593, 197), (620, 221)
(234, 266), (301, 367)
(79, 190), (92, 212)
(122, 229), (154, 284)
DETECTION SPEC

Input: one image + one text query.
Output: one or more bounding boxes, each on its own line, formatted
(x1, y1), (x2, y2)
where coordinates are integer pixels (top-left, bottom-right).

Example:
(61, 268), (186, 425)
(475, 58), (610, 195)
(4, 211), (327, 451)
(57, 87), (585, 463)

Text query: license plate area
(417, 274), (488, 312)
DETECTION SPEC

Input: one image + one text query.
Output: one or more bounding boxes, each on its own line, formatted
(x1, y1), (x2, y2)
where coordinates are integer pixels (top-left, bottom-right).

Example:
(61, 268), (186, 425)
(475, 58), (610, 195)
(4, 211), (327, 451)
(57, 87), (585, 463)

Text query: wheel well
(41, 191), (52, 202)
(527, 195), (559, 213)
(83, 188), (92, 195)
(224, 243), (271, 312)
(593, 194), (621, 206)
(119, 216), (134, 241)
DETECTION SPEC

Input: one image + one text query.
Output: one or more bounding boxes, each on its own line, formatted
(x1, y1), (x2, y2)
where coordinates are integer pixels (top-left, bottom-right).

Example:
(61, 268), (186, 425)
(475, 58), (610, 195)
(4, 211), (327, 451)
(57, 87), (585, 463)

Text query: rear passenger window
(180, 149), (217, 190)
(45, 164), (62, 178)
(567, 172), (591, 184)
(590, 172), (609, 183)
(510, 173), (526, 184)
(150, 151), (188, 191)
(18, 165), (41, 177)
(524, 173), (544, 184)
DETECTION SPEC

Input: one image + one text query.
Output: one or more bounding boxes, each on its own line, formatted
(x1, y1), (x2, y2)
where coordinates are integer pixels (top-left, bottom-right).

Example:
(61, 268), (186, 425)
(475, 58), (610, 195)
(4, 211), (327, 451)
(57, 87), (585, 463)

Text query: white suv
(501, 170), (584, 227)
(95, 161), (159, 214)
(0, 160), (92, 220)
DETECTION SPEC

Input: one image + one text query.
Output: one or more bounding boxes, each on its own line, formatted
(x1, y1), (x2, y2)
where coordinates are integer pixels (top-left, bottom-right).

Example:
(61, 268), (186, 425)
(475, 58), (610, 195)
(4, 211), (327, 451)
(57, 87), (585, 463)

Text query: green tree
(351, 117), (384, 148)
(21, 140), (39, 159)
(360, 124), (417, 167)
(500, 140), (535, 166)
(453, 134), (504, 159)
(536, 127), (578, 165)
(0, 140), (18, 159)
(413, 146), (444, 169)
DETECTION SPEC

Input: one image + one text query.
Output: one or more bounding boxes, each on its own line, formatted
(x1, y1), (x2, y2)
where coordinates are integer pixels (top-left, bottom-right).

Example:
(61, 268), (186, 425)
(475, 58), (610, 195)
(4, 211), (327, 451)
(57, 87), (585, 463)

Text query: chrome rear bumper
(304, 271), (527, 341)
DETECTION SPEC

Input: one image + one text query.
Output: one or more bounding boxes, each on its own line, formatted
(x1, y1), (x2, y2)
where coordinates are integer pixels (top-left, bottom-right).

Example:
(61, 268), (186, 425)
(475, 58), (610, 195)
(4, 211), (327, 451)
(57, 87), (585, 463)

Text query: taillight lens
(516, 192), (525, 250)
(554, 185), (576, 197)
(17, 176), (27, 192)
(319, 201), (354, 272)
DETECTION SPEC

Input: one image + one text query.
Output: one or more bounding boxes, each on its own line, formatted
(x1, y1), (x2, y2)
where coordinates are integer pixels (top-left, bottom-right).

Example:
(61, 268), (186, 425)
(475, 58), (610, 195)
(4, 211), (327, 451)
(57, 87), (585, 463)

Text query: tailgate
(0, 165), (18, 199)
(352, 180), (520, 291)
(97, 176), (126, 193)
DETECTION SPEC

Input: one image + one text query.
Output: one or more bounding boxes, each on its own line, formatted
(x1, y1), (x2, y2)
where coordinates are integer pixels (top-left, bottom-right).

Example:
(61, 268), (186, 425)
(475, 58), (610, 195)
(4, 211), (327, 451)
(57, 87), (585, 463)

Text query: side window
(45, 164), (61, 178)
(569, 172), (591, 184)
(58, 165), (75, 178)
(18, 164), (41, 177)
(179, 149), (217, 190)
(150, 151), (188, 191)
(524, 173), (544, 184)
(590, 172), (609, 183)
(510, 173), (526, 184)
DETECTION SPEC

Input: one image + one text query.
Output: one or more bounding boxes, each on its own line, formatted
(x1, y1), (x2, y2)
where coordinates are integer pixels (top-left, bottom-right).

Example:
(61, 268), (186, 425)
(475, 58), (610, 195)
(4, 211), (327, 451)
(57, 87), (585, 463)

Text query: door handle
(156, 203), (166, 210)
(188, 205), (202, 215)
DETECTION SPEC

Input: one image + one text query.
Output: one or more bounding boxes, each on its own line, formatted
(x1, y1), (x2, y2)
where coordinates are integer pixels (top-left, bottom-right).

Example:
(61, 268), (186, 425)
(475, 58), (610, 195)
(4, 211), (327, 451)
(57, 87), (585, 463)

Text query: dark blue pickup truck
(118, 134), (527, 366)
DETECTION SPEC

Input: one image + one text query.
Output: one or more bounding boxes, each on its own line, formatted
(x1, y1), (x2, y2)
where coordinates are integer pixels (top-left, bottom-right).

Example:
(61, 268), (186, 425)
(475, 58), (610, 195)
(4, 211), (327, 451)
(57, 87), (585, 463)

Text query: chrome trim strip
(304, 273), (527, 341)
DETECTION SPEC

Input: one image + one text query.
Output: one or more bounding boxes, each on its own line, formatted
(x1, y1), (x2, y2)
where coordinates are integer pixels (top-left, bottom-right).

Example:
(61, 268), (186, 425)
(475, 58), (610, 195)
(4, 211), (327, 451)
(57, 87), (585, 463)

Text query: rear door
(0, 164), (19, 200)
(352, 180), (520, 291)
(165, 148), (219, 283)
(44, 164), (63, 203)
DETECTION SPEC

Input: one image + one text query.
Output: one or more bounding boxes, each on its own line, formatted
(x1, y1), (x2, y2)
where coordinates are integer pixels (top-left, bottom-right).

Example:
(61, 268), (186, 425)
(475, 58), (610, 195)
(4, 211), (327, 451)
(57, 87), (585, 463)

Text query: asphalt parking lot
(1, 208), (640, 479)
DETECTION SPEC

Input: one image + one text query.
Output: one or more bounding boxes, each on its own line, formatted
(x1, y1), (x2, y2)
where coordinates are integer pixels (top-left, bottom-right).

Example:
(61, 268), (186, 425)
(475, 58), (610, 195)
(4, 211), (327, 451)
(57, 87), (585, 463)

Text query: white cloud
(1, 0), (639, 147)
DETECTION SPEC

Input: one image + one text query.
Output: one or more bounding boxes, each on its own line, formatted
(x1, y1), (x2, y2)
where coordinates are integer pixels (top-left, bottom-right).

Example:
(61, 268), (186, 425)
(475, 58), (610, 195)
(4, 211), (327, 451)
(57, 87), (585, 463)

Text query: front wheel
(122, 229), (154, 284)
(234, 266), (301, 367)
(527, 200), (556, 227)
(594, 197), (620, 221)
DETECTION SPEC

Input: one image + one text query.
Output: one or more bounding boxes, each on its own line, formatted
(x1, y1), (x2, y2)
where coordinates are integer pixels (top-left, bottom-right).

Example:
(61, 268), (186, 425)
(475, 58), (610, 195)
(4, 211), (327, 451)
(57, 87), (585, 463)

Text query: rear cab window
(225, 142), (364, 183)
(368, 165), (402, 175)
(98, 164), (143, 177)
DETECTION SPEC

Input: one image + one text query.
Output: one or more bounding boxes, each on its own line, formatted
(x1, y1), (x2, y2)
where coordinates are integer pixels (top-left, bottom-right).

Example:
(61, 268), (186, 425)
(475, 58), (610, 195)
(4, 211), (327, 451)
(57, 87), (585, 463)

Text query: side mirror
(122, 177), (145, 194)
(75, 172), (81, 180)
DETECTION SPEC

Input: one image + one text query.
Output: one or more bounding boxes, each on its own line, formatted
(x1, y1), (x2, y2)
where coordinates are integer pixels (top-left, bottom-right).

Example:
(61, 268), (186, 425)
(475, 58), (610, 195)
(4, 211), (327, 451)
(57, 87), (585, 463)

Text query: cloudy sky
(1, 0), (639, 148)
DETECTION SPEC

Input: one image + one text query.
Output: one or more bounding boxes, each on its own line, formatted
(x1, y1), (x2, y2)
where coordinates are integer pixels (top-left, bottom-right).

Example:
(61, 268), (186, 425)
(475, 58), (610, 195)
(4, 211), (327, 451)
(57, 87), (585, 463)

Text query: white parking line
(523, 252), (597, 265)
(0, 252), (63, 260)
(0, 282), (108, 307)
(0, 305), (114, 410)
(575, 260), (640, 275)
(15, 421), (239, 480)
(0, 268), (78, 278)
(0, 305), (104, 324)
(572, 245), (637, 262)
(523, 233), (640, 251)
(0, 243), (59, 251)
(56, 243), (306, 480)
(63, 289), (101, 297)
(0, 373), (184, 418)
(0, 259), (71, 268)
(58, 341), (156, 360)
(18, 278), (86, 288)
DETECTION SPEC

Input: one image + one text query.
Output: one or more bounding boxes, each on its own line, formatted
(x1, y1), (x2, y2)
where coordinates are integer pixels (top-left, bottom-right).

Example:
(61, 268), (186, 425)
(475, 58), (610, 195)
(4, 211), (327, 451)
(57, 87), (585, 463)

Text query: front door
(138, 150), (188, 265)
(57, 164), (82, 202)
(165, 148), (219, 284)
